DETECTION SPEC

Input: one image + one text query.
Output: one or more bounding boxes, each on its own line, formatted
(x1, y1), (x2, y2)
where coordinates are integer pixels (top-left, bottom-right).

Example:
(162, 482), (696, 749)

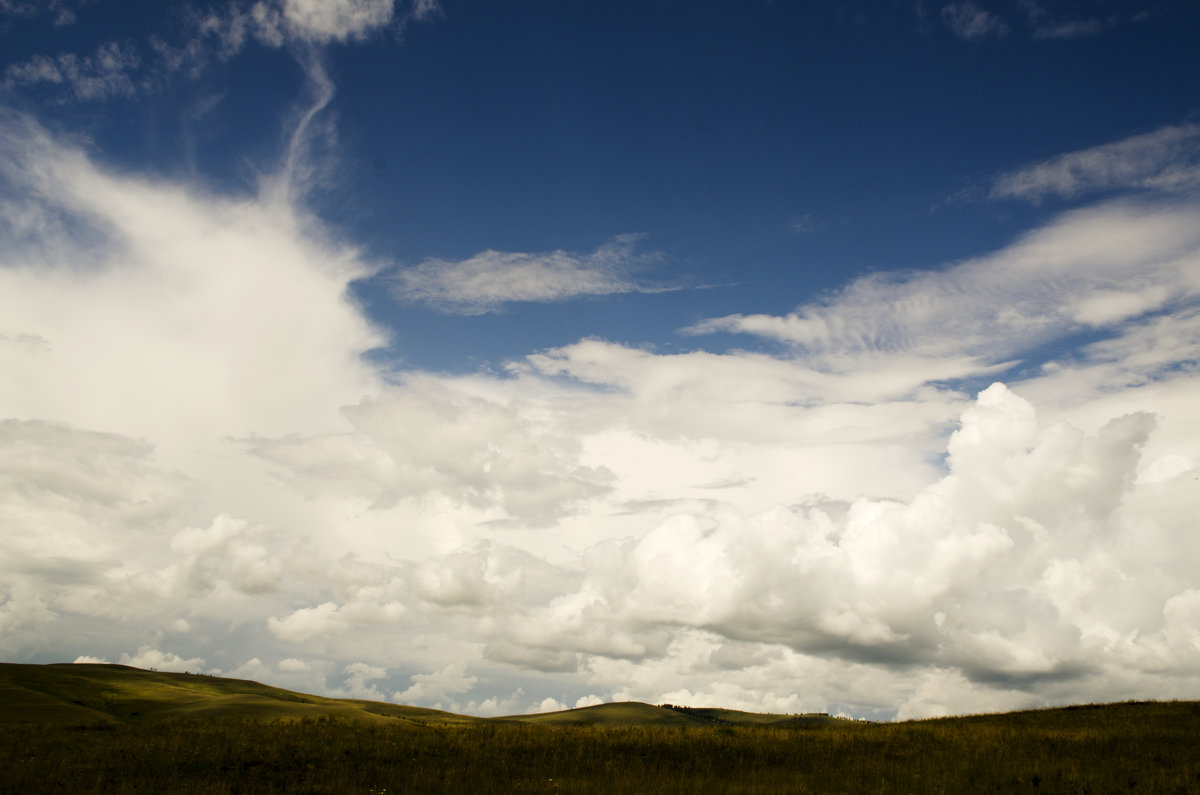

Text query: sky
(1, 0), (1198, 721)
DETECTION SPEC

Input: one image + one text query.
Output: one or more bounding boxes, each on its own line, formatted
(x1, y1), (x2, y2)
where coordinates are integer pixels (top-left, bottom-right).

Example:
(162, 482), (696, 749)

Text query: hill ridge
(4, 662), (1197, 729)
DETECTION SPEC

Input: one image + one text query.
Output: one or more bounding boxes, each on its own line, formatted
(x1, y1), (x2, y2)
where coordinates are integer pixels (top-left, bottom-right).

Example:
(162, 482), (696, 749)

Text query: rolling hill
(4, 663), (1198, 792)
(0, 663), (482, 726)
(0, 663), (832, 727)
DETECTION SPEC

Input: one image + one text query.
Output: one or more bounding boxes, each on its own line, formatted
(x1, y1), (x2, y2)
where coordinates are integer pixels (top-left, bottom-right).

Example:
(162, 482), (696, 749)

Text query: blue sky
(2, 0), (1200, 719)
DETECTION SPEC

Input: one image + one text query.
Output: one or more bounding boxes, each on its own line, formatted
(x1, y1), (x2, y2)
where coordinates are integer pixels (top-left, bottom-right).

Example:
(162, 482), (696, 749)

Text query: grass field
(2, 663), (1199, 793)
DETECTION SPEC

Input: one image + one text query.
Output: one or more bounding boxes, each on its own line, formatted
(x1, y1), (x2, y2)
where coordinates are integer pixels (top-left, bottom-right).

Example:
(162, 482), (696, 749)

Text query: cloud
(4, 41), (140, 101)
(684, 198), (1200, 371)
(3, 1), (442, 104)
(268, 603), (346, 642)
(281, 0), (394, 42)
(788, 214), (825, 234)
(1030, 18), (1102, 39)
(147, 3), (278, 80)
(0, 110), (389, 657)
(334, 661), (390, 699)
(280, 0), (441, 43)
(0, 112), (385, 454)
(246, 377), (616, 525)
(989, 123), (1200, 202)
(1018, 0), (1130, 40)
(0, 0), (87, 26)
(117, 646), (209, 673)
(940, 2), (1009, 40)
(476, 383), (1200, 711)
(394, 661), (477, 707)
(391, 235), (669, 314)
(167, 515), (287, 596)
(4, 106), (1200, 720)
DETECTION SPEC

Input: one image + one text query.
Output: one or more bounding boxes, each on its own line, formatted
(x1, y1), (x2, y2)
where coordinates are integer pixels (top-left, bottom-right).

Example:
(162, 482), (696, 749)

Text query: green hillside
(1, 663), (827, 727)
(506, 701), (701, 726)
(0, 662), (483, 726)
(661, 704), (844, 726)
(3, 664), (1199, 792)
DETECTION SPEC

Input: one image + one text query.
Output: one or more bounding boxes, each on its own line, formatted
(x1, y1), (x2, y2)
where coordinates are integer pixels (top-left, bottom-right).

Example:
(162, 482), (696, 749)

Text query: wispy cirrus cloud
(1029, 17), (1102, 39)
(3, 1), (442, 101)
(926, 0), (1155, 43)
(684, 198), (1200, 371)
(391, 235), (673, 314)
(940, 2), (1009, 40)
(3, 41), (140, 101)
(989, 123), (1200, 202)
(1019, 0), (1104, 39)
(0, 0), (90, 26)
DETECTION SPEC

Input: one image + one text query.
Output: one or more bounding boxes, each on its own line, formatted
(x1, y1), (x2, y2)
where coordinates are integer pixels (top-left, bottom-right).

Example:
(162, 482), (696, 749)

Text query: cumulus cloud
(392, 235), (668, 314)
(246, 377), (616, 525)
(0, 112), (384, 452)
(4, 103), (1200, 720)
(119, 646), (209, 673)
(269, 603), (346, 642)
(989, 123), (1200, 202)
(395, 662), (477, 707)
(472, 384), (1200, 714)
(335, 661), (390, 699)
(282, 0), (389, 42)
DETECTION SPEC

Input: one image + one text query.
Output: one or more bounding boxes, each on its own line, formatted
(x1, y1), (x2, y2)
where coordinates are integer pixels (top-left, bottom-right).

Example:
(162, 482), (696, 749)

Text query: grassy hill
(0, 663), (826, 727)
(3, 663), (1199, 792)
(507, 701), (701, 726)
(0, 662), (484, 726)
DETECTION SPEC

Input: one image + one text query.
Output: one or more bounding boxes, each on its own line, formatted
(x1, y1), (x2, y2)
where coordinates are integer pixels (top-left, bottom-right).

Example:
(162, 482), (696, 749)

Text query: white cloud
(119, 646), (208, 673)
(4, 41), (140, 101)
(394, 661), (477, 707)
(0, 0), (87, 26)
(167, 515), (287, 596)
(392, 235), (667, 314)
(278, 0), (439, 43)
(0, 113), (385, 455)
(147, 3), (278, 80)
(335, 661), (390, 699)
(474, 383), (1200, 711)
(940, 2), (1009, 40)
(278, 657), (311, 672)
(3, 1), (441, 104)
(1018, 1), (1112, 41)
(4, 112), (1200, 719)
(282, 0), (395, 42)
(466, 687), (529, 717)
(990, 123), (1200, 202)
(246, 377), (616, 525)
(1030, 18), (1102, 39)
(269, 603), (346, 642)
(685, 198), (1200, 368)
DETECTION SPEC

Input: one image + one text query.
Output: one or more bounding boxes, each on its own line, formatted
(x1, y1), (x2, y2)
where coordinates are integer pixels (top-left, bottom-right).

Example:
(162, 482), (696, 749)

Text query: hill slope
(506, 701), (701, 726)
(1, 663), (831, 727)
(0, 663), (482, 726)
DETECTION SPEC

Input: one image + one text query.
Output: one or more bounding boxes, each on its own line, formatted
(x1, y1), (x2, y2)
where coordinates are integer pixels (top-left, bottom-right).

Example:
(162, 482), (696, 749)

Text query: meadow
(2, 664), (1199, 793)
